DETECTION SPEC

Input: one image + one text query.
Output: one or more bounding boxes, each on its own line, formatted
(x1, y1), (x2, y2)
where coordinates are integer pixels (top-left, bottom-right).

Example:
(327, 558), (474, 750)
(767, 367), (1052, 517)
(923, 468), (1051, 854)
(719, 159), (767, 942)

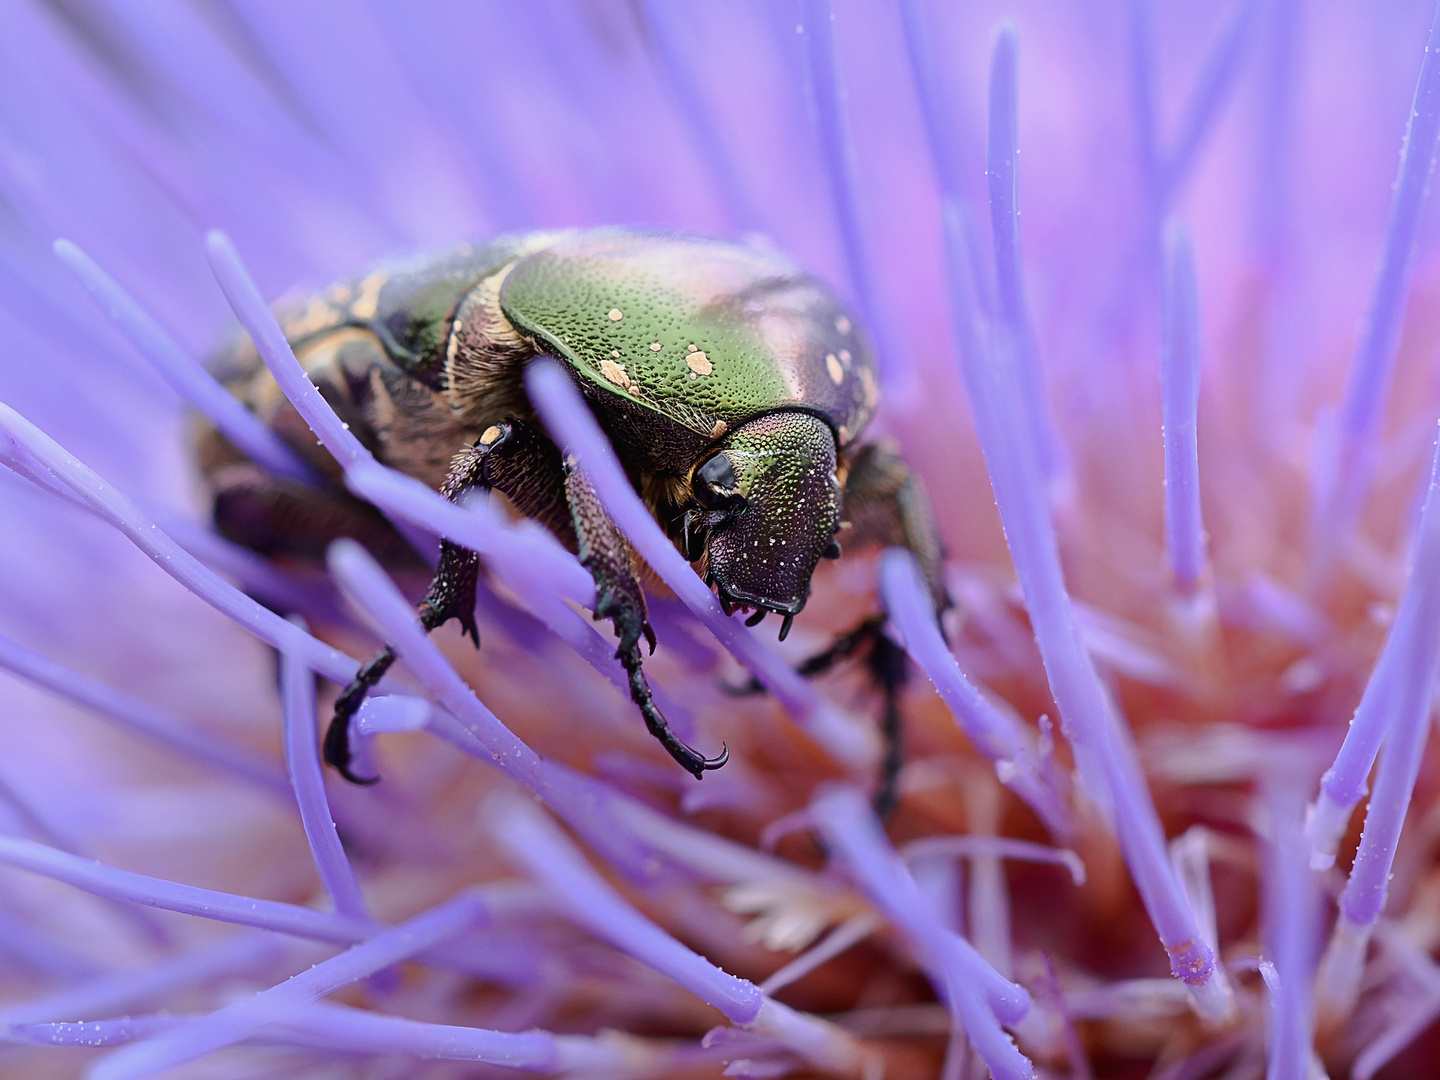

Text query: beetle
(198, 229), (947, 811)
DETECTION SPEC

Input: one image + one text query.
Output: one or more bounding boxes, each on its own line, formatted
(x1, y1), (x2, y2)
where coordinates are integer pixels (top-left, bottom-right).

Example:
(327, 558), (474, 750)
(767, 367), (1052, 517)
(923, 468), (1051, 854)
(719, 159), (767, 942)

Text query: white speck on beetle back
(835, 314), (851, 335)
(650, 342), (662, 351)
(608, 308), (623, 321)
(826, 353), (844, 384)
(600, 358), (632, 389)
(687, 351), (713, 377)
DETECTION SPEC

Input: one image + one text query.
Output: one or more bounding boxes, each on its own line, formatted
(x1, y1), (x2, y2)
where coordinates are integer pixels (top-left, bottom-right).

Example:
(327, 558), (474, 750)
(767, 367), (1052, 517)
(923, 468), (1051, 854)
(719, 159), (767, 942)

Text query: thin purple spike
(5, 1016), (180, 1048)
(366, 3), (534, 230)
(204, 230), (369, 469)
(88, 890), (489, 1080)
(1161, 0), (1262, 201)
(524, 358), (876, 771)
(280, 635), (368, 921)
(986, 24), (1066, 484)
(0, 402), (385, 691)
(0, 631), (288, 796)
(1320, 2), (1440, 543)
(1307, 430), (1440, 869)
(204, 229), (441, 563)
(325, 539), (670, 880)
(1160, 223), (1209, 591)
(1126, 0), (1162, 198)
(346, 461), (675, 717)
(491, 794), (867, 1075)
(0, 835), (369, 943)
(327, 539), (550, 791)
(809, 787), (1034, 1080)
(1329, 438), (1440, 944)
(637, 0), (763, 232)
(901, 836), (1086, 887)
(492, 795), (762, 1024)
(0, 934), (283, 1026)
(897, 0), (974, 201)
(52, 239), (316, 485)
(0, 902), (101, 979)
(878, 549), (1071, 836)
(1263, 787), (1320, 1080)
(345, 461), (593, 605)
(797, 0), (910, 396)
(147, 507), (342, 624)
(941, 200), (1232, 1018)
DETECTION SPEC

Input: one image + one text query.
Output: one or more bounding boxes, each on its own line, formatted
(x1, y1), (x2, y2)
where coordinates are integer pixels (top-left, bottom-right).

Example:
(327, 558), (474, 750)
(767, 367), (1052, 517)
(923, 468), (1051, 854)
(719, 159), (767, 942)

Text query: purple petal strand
(202, 230), (369, 469)
(524, 358), (876, 771)
(52, 238), (317, 485)
(0, 402), (380, 689)
(1262, 787), (1320, 1080)
(986, 24), (1065, 484)
(1161, 0), (1261, 200)
(1321, 2), (1440, 542)
(1317, 435), (1440, 1017)
(0, 835), (369, 943)
(797, 0), (909, 397)
(279, 634), (368, 921)
(1160, 223), (1209, 591)
(0, 631), (287, 796)
(1308, 430), (1440, 870)
(810, 786), (1033, 1080)
(637, 0), (762, 232)
(0, 935), (285, 1027)
(88, 889), (489, 1080)
(941, 201), (1232, 1017)
(491, 794), (763, 1025)
(880, 548), (1070, 836)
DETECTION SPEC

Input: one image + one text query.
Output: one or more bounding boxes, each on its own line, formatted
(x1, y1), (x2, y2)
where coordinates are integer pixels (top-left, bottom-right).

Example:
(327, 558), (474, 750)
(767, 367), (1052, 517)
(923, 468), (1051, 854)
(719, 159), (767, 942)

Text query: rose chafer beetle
(199, 229), (946, 811)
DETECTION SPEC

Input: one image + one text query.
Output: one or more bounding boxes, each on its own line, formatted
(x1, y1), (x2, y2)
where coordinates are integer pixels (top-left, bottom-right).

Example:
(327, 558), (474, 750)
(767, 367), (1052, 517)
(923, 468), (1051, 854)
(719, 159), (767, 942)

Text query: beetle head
(685, 411), (841, 634)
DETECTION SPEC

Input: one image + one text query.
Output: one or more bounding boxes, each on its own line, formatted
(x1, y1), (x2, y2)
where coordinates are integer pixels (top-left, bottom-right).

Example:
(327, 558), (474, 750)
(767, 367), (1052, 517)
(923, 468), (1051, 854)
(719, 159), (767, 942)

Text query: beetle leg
(563, 457), (727, 778)
(325, 418), (572, 784)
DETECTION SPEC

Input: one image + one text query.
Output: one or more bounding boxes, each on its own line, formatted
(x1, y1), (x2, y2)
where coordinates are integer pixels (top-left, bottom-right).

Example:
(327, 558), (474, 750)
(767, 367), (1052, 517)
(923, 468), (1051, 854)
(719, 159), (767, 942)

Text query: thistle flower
(3, 2), (1440, 1078)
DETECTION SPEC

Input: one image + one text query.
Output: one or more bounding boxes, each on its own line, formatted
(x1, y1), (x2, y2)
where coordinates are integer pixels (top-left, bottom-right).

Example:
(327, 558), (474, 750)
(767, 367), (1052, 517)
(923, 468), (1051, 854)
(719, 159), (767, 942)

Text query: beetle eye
(693, 453), (740, 510)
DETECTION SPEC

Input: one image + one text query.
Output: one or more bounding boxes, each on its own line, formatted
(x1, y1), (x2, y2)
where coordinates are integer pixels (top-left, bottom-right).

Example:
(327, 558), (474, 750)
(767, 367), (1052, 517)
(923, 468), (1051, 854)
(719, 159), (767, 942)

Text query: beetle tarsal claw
(779, 614), (795, 641)
(745, 608), (766, 627)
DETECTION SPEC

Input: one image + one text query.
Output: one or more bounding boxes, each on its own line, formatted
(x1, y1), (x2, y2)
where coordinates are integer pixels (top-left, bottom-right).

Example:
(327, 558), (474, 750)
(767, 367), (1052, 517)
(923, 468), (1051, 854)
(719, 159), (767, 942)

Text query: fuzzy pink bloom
(3, 2), (1440, 1078)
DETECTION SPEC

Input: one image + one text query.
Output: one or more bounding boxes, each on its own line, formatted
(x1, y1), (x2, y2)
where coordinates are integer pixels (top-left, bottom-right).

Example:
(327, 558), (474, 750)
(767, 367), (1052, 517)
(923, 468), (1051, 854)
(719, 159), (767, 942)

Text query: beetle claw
(745, 608), (766, 627)
(779, 614), (795, 641)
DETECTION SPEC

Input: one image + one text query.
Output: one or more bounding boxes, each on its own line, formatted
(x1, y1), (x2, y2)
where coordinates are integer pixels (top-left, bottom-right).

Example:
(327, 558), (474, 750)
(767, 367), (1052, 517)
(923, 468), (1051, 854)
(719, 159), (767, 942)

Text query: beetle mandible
(198, 229), (947, 811)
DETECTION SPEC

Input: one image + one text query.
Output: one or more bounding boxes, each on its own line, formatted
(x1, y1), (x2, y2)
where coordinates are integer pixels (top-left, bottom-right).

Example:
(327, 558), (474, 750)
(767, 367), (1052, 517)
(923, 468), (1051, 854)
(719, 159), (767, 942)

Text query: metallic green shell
(498, 231), (877, 448)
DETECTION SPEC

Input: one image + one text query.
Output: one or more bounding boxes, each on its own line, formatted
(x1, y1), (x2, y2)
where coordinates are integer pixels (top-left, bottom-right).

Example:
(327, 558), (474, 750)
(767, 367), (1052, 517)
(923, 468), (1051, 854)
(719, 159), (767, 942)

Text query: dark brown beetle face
(683, 411), (842, 636)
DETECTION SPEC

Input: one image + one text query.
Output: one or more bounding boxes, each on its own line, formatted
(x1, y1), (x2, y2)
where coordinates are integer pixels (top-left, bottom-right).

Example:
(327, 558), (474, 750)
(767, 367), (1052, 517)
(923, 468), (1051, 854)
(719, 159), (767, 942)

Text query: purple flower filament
(941, 197), (1231, 1017)
(878, 547), (1072, 838)
(52, 238), (318, 486)
(1319, 2), (1440, 550)
(1317, 433), (1440, 1017)
(986, 24), (1066, 486)
(1161, 223), (1209, 592)
(279, 631), (367, 921)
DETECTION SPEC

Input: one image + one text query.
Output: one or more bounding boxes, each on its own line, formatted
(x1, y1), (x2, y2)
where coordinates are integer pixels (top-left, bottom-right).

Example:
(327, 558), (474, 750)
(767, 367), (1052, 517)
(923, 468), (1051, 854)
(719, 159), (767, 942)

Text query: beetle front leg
(563, 458), (727, 778)
(325, 419), (568, 784)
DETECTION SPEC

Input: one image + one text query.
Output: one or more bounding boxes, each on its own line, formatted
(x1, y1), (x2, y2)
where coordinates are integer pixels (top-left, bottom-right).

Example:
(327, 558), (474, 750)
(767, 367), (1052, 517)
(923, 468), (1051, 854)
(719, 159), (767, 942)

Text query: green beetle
(199, 229), (945, 807)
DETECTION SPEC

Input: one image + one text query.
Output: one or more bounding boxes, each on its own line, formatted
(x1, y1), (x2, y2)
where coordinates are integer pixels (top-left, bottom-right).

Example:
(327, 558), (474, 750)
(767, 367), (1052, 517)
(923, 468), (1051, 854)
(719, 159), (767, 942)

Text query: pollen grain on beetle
(4, 3), (1440, 1080)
